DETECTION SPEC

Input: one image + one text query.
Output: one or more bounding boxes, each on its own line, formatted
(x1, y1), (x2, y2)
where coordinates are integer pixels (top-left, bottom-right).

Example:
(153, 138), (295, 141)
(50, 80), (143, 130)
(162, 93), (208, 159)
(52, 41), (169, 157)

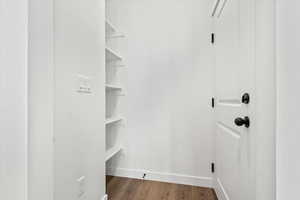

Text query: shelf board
(105, 20), (117, 34)
(106, 84), (123, 90)
(105, 20), (125, 38)
(106, 62), (126, 68)
(105, 116), (123, 125)
(106, 34), (125, 39)
(106, 146), (122, 162)
(105, 47), (122, 62)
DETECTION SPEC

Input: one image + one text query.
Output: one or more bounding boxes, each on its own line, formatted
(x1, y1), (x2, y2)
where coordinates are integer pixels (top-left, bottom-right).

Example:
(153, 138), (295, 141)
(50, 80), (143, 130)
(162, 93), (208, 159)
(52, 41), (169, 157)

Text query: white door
(213, 0), (255, 200)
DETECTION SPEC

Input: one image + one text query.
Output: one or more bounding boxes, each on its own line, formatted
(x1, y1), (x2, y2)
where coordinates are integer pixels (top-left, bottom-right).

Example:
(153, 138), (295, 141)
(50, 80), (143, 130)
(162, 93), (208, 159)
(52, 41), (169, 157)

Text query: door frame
(1, 0), (29, 199)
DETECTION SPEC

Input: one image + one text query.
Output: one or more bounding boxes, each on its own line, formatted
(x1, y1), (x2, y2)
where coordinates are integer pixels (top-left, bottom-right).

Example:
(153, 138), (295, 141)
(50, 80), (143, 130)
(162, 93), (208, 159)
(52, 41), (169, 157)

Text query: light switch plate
(76, 75), (92, 94)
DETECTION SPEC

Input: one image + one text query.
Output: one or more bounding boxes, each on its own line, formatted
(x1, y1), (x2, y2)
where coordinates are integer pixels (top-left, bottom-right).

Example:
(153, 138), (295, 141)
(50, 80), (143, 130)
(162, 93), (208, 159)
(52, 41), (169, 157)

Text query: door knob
(234, 116), (250, 128)
(242, 93), (250, 104)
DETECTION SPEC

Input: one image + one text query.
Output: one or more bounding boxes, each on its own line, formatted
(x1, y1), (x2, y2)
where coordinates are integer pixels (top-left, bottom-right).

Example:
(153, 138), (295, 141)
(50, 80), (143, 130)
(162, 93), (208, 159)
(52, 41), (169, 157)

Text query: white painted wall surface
(277, 0), (300, 199)
(28, 0), (54, 200)
(107, 0), (214, 185)
(0, 1), (28, 200)
(54, 0), (106, 200)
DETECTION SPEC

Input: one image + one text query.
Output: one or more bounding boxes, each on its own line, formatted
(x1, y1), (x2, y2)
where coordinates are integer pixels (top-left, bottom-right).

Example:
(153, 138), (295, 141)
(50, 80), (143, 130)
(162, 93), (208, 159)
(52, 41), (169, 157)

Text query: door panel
(216, 124), (240, 200)
(217, 105), (242, 133)
(213, 0), (255, 199)
(215, 0), (240, 102)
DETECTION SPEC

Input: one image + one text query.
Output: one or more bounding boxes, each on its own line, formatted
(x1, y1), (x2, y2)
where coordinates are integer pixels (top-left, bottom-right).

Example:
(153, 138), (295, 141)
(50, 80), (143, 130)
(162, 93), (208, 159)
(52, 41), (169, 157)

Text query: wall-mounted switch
(76, 75), (92, 94)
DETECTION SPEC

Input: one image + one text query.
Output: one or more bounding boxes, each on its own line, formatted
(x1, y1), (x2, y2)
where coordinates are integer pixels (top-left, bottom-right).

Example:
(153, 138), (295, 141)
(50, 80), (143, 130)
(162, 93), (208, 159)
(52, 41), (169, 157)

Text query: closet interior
(103, 0), (216, 197)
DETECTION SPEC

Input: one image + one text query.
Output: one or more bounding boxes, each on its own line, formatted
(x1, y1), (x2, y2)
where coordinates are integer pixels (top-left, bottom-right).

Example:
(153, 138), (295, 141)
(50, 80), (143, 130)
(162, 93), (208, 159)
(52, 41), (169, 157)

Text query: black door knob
(242, 93), (250, 104)
(234, 116), (250, 128)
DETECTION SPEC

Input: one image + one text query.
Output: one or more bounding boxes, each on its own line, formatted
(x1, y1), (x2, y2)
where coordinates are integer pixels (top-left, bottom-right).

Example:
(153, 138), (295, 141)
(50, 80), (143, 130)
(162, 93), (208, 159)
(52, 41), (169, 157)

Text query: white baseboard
(213, 178), (229, 200)
(101, 194), (108, 200)
(107, 167), (213, 188)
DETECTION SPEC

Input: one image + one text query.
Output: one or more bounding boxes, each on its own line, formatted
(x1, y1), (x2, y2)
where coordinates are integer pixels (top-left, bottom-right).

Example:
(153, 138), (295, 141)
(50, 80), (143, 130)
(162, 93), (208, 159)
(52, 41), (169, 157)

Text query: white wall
(53, 0), (106, 200)
(28, 1), (107, 200)
(28, 0), (54, 200)
(276, 0), (300, 199)
(107, 0), (214, 186)
(0, 1), (28, 200)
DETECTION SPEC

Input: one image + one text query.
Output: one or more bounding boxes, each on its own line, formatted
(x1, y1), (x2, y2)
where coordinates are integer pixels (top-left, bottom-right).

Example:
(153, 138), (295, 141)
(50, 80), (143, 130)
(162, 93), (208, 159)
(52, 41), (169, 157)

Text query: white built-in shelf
(105, 84), (123, 90)
(105, 20), (118, 34)
(105, 47), (122, 62)
(106, 63), (126, 68)
(105, 20), (125, 39)
(106, 34), (125, 39)
(106, 146), (122, 162)
(105, 116), (123, 125)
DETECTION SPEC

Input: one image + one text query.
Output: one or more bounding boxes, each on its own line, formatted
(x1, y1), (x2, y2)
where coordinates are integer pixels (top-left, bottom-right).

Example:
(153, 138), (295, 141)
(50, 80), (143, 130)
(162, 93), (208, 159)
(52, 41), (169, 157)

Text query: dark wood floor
(106, 176), (218, 200)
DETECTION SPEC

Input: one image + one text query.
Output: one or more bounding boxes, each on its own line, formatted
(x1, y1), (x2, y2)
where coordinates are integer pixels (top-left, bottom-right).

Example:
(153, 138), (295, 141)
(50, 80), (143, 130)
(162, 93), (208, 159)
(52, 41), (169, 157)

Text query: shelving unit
(105, 5), (126, 171)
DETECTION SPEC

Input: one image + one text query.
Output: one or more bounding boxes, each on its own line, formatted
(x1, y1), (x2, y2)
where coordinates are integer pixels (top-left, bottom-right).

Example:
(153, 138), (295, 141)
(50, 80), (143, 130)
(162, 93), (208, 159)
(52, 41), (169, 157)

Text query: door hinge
(211, 163), (215, 173)
(212, 97), (215, 108)
(211, 33), (215, 44)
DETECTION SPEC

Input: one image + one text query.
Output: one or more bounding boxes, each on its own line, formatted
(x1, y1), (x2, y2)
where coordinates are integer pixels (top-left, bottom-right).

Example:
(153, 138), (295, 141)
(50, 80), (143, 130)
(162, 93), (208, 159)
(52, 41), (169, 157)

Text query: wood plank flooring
(106, 176), (218, 200)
